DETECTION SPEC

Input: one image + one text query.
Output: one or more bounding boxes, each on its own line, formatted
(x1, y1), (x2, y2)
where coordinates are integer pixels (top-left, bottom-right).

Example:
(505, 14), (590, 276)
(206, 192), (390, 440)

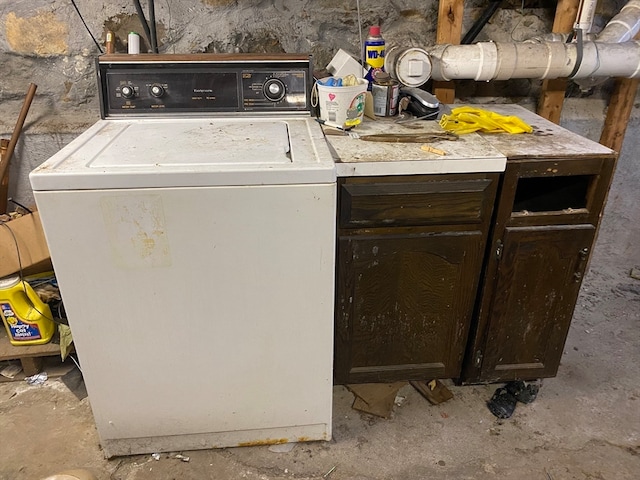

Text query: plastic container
(326, 49), (368, 79)
(0, 274), (55, 346)
(364, 26), (385, 70)
(384, 46), (432, 87)
(314, 77), (368, 128)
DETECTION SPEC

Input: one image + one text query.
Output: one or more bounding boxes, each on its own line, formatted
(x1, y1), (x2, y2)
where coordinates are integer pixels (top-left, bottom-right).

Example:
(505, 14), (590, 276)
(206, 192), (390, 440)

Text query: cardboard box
(0, 212), (52, 278)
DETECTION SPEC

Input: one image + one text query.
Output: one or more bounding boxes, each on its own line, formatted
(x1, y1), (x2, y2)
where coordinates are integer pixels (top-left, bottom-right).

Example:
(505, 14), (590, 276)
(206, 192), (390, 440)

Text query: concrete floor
(1, 189), (639, 480)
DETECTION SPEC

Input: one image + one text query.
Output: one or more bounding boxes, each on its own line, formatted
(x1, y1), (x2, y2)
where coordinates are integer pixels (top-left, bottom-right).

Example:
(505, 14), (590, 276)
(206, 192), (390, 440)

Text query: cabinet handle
(495, 239), (503, 260)
(574, 247), (589, 282)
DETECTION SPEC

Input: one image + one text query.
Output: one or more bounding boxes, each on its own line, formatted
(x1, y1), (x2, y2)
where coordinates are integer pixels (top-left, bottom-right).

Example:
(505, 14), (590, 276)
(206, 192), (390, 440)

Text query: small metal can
(372, 80), (400, 117)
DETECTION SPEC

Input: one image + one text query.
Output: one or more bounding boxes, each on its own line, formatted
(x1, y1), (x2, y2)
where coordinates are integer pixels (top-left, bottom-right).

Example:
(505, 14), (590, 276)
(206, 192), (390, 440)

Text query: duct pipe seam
(475, 42), (498, 80)
(573, 41), (640, 78)
(495, 43), (575, 79)
(524, 33), (569, 44)
(597, 0), (640, 43)
(494, 43), (517, 80)
(433, 43), (499, 81)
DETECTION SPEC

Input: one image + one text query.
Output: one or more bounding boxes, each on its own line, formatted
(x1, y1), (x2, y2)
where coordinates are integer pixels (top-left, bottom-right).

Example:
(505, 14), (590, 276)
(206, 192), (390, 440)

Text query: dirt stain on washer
(100, 194), (172, 268)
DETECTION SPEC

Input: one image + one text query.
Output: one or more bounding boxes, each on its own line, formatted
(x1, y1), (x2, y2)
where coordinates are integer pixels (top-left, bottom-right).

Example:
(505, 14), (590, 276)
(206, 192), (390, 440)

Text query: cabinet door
(335, 230), (483, 384)
(478, 225), (595, 382)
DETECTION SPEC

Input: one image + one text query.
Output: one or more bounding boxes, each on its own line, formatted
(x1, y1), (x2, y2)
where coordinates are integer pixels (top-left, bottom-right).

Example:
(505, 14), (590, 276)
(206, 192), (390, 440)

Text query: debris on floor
(346, 382), (407, 418)
(410, 379), (454, 405)
(0, 363), (22, 379)
(487, 380), (541, 419)
(25, 371), (48, 385)
(323, 465), (337, 478)
(268, 442), (297, 453)
(42, 468), (97, 480)
(630, 267), (640, 280)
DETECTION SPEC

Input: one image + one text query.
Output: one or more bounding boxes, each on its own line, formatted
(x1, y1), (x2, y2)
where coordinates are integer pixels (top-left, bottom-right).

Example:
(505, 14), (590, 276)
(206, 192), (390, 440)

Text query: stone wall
(0, 0), (638, 262)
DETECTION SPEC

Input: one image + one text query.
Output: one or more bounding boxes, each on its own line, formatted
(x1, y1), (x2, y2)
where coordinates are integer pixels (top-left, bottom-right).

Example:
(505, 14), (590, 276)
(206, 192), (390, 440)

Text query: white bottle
(128, 32), (140, 54)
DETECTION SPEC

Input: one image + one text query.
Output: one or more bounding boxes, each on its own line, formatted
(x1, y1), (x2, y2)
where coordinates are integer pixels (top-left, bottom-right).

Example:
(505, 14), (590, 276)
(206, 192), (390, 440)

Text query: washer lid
(30, 118), (336, 190)
(92, 121), (292, 167)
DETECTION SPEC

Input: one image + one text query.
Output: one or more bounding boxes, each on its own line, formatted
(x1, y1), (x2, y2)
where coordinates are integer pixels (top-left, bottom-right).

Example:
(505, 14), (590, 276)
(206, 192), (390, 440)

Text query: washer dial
(263, 78), (286, 102)
(120, 85), (135, 99)
(149, 84), (165, 98)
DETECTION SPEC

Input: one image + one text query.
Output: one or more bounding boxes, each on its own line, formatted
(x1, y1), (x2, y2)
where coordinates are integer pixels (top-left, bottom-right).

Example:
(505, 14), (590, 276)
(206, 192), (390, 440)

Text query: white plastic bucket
(314, 78), (368, 128)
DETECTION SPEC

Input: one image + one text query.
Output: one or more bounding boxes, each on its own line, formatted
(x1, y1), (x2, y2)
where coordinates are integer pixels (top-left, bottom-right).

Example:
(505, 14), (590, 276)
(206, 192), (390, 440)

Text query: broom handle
(0, 83), (38, 182)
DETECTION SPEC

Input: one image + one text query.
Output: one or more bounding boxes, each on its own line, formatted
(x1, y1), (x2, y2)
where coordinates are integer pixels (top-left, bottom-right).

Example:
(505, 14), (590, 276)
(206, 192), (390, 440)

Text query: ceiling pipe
(420, 0), (640, 83)
(575, 0), (599, 33)
(597, 0), (640, 42)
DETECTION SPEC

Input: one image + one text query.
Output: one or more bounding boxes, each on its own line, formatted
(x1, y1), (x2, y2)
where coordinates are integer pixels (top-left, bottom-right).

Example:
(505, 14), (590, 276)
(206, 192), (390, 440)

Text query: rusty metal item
(0, 83), (37, 213)
(359, 131), (458, 143)
(105, 30), (116, 54)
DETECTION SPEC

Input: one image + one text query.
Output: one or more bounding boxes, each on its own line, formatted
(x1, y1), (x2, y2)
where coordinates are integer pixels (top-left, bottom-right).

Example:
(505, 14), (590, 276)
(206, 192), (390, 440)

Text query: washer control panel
(97, 54), (312, 117)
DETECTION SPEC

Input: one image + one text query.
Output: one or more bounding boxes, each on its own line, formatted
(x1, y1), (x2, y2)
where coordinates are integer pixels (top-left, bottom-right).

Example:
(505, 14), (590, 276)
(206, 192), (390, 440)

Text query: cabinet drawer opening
(512, 175), (593, 214)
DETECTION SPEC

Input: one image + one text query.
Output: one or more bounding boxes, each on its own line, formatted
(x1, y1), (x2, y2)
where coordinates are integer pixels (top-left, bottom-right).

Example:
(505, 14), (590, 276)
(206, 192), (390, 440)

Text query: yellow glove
(440, 107), (533, 134)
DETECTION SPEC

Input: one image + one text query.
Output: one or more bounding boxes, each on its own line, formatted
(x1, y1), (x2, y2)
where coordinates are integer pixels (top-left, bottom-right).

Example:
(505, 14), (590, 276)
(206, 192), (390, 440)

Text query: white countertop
(465, 104), (615, 158)
(324, 117), (506, 177)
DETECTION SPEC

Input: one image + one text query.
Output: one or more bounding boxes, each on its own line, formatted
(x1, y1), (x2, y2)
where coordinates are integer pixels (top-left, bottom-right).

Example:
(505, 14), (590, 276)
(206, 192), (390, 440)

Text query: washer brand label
(0, 302), (42, 341)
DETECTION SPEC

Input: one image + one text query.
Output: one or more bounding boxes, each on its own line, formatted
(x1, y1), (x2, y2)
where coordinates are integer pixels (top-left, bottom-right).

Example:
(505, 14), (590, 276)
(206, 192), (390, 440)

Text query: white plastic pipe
(428, 40), (640, 80)
(425, 0), (640, 82)
(575, 41), (640, 78)
(429, 42), (580, 80)
(597, 0), (640, 42)
(575, 0), (599, 32)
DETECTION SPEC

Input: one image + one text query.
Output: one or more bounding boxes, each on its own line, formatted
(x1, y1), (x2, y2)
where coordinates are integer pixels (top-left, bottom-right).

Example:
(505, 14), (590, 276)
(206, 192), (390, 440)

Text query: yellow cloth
(439, 106), (533, 134)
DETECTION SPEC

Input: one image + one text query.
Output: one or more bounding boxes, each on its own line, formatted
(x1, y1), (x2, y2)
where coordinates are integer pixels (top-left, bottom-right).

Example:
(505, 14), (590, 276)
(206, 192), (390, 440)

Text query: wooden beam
(599, 34), (640, 152)
(537, 0), (580, 123)
(599, 76), (639, 152)
(434, 0), (464, 104)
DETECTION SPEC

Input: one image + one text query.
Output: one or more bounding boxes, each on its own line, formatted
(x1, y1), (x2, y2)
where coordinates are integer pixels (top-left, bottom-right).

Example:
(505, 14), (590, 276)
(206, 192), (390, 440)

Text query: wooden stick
(0, 83), (38, 178)
(420, 145), (447, 155)
(0, 139), (9, 213)
(0, 83), (37, 213)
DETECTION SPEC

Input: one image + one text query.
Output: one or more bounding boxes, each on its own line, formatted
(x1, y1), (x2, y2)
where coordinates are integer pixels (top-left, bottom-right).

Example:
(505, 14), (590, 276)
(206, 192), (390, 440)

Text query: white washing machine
(30, 54), (336, 457)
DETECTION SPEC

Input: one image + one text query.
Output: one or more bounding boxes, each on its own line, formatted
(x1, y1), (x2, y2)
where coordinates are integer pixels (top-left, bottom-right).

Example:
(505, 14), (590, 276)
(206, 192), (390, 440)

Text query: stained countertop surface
(470, 104), (615, 159)
(325, 104), (615, 178)
(324, 116), (506, 177)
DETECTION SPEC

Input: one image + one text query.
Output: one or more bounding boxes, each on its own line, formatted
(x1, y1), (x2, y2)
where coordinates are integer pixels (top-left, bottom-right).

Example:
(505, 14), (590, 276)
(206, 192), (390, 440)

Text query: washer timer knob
(120, 85), (135, 99)
(150, 84), (165, 98)
(263, 78), (286, 102)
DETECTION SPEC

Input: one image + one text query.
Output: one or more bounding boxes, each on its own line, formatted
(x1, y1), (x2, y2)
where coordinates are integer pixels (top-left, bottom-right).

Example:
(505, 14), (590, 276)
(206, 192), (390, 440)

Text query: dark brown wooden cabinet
(461, 155), (616, 383)
(334, 173), (499, 384)
(331, 105), (617, 385)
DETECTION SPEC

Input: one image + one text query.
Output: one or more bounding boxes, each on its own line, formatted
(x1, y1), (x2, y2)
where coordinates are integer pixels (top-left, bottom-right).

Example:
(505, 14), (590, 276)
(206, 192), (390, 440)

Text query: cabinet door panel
(480, 225), (596, 381)
(335, 231), (483, 384)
